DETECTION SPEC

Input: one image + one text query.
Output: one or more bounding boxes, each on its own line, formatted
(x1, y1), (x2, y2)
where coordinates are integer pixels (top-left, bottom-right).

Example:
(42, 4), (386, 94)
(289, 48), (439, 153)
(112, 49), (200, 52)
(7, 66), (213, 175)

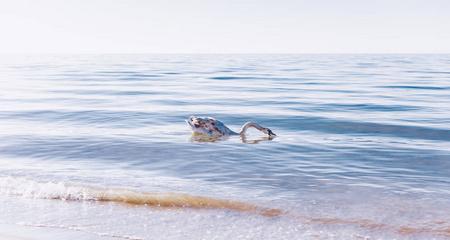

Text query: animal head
(262, 128), (276, 137)
(186, 116), (226, 136)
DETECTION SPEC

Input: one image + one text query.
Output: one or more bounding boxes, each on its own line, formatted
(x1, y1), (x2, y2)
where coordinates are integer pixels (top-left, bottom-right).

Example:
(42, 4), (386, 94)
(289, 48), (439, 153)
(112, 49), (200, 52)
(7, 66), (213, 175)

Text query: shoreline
(0, 223), (103, 240)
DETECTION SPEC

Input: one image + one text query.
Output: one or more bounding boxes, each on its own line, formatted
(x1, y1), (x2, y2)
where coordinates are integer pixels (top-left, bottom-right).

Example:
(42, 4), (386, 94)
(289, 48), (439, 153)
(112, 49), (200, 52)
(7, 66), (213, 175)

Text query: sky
(0, 0), (449, 54)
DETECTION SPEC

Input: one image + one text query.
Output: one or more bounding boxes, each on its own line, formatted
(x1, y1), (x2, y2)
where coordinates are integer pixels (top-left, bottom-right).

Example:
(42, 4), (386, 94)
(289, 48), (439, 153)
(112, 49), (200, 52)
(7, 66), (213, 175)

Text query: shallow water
(0, 54), (450, 239)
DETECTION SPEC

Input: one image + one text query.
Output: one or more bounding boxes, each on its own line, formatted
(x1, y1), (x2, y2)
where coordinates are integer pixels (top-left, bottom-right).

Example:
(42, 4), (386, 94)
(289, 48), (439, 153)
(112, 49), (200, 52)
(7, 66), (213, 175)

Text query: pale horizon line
(1, 52), (449, 56)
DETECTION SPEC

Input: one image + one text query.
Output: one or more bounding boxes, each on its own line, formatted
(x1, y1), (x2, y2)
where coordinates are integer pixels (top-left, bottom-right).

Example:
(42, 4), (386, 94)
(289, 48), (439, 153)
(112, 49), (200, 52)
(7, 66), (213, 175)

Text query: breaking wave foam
(0, 176), (282, 217)
(2, 176), (450, 238)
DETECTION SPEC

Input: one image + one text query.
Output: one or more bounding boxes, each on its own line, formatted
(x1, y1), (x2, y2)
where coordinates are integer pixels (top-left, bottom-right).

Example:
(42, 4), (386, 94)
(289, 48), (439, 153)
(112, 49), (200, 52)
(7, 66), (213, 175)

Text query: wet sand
(0, 223), (101, 240)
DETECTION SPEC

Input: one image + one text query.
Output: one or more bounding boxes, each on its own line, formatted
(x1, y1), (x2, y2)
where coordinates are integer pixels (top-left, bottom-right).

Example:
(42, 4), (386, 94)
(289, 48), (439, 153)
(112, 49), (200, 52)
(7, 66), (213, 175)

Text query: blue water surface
(0, 54), (449, 239)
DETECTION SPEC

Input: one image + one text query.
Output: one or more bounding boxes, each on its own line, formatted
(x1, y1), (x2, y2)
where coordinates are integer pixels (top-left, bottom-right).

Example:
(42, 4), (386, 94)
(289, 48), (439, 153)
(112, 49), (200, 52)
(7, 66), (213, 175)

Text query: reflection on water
(190, 133), (275, 144)
(239, 135), (276, 144)
(0, 54), (450, 239)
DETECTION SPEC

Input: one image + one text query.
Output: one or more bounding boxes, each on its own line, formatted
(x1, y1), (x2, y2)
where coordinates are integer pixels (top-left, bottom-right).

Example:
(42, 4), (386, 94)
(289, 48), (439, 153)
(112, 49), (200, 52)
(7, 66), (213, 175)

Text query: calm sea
(0, 54), (449, 239)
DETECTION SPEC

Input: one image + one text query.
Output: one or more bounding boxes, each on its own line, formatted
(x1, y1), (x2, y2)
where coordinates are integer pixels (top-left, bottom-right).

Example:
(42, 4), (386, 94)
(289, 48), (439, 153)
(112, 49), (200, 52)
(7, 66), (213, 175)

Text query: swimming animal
(186, 116), (276, 137)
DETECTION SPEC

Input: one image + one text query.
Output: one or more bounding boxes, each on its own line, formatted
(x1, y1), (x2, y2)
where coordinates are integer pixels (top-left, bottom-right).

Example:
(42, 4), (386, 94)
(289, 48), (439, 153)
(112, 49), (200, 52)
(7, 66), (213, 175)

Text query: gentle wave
(380, 85), (450, 90)
(2, 176), (450, 238)
(2, 110), (450, 142)
(0, 176), (282, 217)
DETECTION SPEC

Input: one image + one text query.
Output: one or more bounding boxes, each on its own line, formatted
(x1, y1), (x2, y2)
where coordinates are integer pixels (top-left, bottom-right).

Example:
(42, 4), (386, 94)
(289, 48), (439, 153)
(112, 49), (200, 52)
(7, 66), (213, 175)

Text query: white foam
(1, 176), (450, 239)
